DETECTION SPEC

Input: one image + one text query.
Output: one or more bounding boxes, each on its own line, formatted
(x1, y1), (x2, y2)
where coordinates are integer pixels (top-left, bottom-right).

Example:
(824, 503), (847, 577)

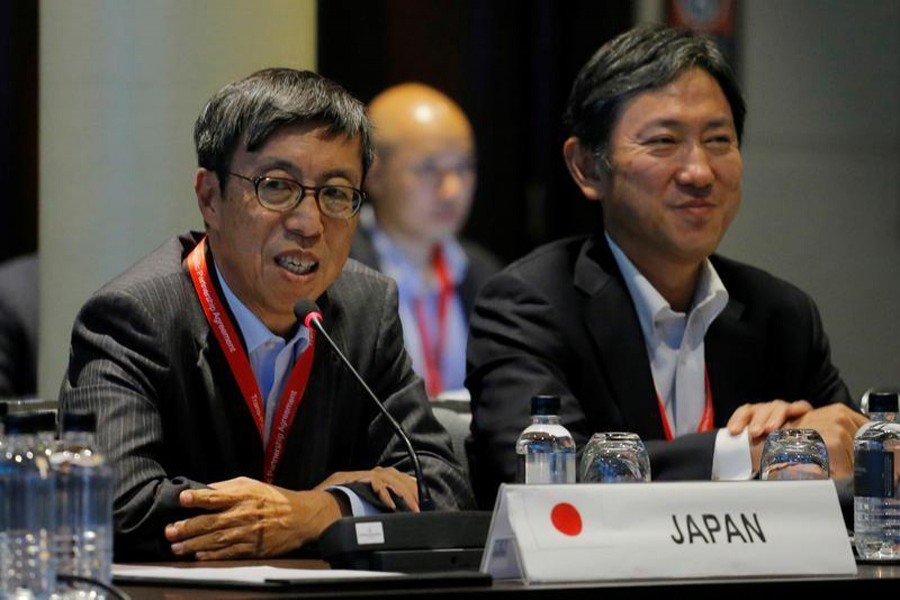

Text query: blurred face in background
(365, 83), (476, 250)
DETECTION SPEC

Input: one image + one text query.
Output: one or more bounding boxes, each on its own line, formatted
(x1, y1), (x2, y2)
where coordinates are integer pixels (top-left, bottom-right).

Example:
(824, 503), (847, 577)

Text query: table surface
(113, 558), (900, 600)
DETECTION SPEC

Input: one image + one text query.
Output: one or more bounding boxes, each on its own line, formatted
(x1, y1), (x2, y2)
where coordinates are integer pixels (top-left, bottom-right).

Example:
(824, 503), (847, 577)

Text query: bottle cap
(530, 394), (561, 416)
(867, 391), (899, 414)
(61, 411), (97, 433)
(31, 410), (58, 433)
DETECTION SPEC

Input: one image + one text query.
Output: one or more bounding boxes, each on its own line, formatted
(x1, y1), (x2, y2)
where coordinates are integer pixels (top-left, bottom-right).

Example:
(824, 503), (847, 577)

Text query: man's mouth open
(276, 255), (318, 276)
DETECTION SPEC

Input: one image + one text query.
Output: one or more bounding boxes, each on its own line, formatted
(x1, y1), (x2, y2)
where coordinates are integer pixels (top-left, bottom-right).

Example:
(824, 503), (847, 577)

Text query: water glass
(580, 431), (651, 483)
(759, 428), (829, 480)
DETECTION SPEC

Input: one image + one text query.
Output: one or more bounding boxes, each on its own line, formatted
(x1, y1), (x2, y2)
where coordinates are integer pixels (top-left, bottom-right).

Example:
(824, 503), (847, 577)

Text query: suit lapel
(349, 227), (380, 270)
(576, 236), (664, 439)
(185, 245), (264, 476)
(458, 267), (478, 318)
(274, 290), (339, 488)
(705, 293), (759, 423)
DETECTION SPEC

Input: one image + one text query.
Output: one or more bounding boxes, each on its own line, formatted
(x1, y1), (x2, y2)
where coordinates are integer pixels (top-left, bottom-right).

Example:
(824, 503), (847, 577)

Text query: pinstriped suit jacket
(60, 232), (474, 560)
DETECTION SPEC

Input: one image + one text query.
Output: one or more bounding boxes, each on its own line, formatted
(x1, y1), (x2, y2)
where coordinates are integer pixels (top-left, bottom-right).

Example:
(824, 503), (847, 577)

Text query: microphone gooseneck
(294, 299), (436, 512)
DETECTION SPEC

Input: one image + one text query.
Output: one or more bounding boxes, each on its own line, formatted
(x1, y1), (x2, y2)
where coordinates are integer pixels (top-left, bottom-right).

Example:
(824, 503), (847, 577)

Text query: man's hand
(729, 401), (867, 477)
(315, 466), (421, 512)
(164, 477), (343, 560)
(727, 399), (814, 439)
(784, 404), (869, 479)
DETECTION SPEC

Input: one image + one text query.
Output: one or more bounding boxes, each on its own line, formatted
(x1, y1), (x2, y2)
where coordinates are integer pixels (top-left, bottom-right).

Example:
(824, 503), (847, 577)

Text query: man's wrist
(286, 488), (346, 545)
(325, 488), (352, 517)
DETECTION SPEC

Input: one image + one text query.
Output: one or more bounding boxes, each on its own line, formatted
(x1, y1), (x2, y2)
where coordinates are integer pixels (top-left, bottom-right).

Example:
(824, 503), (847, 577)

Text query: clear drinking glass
(580, 432), (651, 483)
(759, 428), (829, 480)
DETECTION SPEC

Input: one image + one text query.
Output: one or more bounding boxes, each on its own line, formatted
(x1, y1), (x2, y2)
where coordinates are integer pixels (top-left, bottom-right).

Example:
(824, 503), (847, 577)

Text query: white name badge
(481, 481), (856, 583)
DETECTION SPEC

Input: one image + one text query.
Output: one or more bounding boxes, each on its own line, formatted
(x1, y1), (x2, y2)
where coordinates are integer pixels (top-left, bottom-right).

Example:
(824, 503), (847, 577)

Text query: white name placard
(481, 481), (856, 583)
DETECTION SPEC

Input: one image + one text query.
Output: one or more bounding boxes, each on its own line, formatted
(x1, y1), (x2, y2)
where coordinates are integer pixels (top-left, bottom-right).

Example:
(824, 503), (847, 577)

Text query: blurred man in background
(352, 83), (501, 399)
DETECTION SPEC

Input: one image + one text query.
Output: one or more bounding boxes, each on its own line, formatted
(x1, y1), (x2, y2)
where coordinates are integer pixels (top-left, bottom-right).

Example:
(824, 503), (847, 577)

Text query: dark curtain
(318, 0), (634, 264)
(0, 0), (39, 262)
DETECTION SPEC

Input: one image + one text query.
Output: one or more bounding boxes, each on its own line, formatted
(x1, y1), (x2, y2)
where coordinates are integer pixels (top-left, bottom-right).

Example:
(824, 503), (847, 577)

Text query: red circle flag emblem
(550, 502), (583, 536)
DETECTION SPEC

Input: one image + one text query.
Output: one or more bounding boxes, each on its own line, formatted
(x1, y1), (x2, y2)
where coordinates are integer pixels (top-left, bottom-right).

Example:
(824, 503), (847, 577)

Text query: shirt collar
(691, 258), (729, 336)
(212, 259), (309, 354)
(606, 232), (728, 343)
(361, 204), (469, 296)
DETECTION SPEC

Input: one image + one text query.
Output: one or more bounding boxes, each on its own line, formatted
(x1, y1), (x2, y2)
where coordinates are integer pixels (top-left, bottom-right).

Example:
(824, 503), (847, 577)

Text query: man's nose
(284, 189), (324, 237)
(676, 143), (715, 188)
(437, 167), (470, 200)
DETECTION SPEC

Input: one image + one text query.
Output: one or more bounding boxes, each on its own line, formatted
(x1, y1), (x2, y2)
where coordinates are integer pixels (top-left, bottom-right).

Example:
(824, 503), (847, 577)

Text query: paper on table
(113, 564), (402, 584)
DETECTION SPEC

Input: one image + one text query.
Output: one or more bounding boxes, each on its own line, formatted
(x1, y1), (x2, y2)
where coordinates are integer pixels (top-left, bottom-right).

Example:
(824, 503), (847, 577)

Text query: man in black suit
(466, 25), (867, 509)
(60, 69), (474, 560)
(351, 83), (501, 399)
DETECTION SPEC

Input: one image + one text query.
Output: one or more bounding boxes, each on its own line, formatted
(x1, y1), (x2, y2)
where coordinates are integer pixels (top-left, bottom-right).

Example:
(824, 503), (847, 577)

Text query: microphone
(293, 298), (491, 572)
(294, 298), (435, 511)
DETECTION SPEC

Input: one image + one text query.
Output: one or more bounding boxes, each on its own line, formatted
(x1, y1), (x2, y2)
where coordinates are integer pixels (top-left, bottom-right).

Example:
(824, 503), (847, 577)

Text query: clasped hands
(164, 466), (419, 560)
(726, 399), (869, 478)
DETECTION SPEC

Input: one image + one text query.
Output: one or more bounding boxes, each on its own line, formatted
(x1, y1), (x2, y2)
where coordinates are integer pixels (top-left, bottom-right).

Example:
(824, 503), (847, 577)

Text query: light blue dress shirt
(214, 260), (380, 515)
(361, 207), (469, 396)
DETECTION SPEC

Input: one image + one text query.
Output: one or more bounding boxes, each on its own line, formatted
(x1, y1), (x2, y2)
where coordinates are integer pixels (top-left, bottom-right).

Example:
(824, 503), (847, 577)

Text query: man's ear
(363, 154), (384, 198)
(562, 137), (606, 201)
(195, 168), (221, 227)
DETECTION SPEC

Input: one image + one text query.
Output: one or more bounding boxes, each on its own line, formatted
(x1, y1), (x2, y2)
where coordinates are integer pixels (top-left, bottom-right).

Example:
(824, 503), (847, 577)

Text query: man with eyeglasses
(465, 25), (867, 509)
(59, 68), (474, 560)
(351, 83), (502, 400)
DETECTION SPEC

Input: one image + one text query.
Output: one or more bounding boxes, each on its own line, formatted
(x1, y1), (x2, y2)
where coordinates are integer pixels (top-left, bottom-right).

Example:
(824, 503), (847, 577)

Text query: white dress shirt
(606, 233), (752, 480)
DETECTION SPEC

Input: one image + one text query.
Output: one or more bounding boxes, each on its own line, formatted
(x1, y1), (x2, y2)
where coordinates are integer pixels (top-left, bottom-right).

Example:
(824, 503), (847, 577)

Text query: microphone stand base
(318, 510), (492, 573)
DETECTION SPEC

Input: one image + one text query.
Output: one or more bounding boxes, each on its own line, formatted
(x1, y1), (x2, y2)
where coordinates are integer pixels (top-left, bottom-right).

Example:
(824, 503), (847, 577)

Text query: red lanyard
(656, 368), (715, 441)
(187, 237), (315, 483)
(412, 246), (454, 397)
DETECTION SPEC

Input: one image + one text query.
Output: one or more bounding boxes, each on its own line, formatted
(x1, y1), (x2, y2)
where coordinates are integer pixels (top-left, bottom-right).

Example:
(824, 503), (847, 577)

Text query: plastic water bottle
(515, 395), (576, 484)
(30, 410), (59, 473)
(853, 390), (900, 560)
(50, 412), (114, 597)
(0, 412), (57, 600)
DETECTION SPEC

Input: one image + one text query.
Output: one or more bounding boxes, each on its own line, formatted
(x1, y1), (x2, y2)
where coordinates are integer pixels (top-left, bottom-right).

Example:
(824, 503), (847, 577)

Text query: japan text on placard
(481, 481), (856, 583)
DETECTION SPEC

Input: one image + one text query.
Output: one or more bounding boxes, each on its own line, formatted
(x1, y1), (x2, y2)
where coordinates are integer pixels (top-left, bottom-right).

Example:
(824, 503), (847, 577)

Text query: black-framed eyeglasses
(227, 172), (365, 219)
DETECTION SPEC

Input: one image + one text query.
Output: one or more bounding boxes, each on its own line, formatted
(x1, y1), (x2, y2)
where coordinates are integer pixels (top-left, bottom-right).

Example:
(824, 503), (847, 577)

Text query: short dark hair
(563, 24), (746, 171)
(194, 68), (374, 187)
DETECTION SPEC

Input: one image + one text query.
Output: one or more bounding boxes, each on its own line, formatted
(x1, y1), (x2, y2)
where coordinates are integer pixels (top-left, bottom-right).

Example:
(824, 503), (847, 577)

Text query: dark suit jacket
(60, 232), (475, 560)
(350, 227), (502, 318)
(465, 233), (854, 509)
(0, 254), (38, 398)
